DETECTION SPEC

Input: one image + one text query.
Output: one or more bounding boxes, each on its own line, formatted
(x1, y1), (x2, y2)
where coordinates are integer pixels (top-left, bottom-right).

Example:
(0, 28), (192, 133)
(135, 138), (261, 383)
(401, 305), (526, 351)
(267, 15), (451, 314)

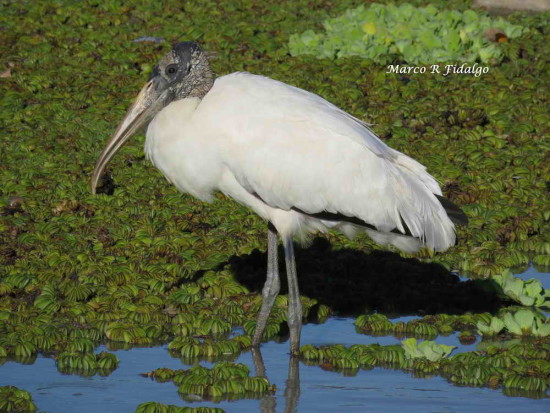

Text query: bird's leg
(252, 223), (280, 347)
(283, 238), (302, 356)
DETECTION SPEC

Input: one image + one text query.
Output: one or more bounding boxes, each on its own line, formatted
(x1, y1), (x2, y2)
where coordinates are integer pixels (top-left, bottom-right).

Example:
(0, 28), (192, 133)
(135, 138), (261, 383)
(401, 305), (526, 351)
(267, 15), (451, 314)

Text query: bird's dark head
(150, 41), (214, 102)
(91, 41), (214, 194)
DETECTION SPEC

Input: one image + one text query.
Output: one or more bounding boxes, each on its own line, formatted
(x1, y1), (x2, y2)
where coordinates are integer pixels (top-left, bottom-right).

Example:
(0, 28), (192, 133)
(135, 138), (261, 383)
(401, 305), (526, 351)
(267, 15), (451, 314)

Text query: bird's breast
(144, 97), (222, 201)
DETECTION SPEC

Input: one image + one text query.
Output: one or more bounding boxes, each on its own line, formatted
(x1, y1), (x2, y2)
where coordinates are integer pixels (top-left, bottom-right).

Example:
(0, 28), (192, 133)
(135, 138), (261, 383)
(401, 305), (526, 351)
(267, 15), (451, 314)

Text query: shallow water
(1, 266), (548, 413)
(515, 265), (550, 289)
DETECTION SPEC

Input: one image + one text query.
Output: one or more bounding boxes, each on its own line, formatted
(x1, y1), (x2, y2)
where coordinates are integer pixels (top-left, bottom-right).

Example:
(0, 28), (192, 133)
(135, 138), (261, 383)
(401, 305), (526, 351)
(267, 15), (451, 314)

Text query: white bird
(92, 42), (467, 356)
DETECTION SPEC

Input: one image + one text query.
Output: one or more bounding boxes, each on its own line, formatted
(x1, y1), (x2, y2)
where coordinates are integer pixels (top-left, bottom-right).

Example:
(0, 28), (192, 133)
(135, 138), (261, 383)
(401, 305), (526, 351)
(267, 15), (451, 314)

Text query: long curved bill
(91, 79), (159, 194)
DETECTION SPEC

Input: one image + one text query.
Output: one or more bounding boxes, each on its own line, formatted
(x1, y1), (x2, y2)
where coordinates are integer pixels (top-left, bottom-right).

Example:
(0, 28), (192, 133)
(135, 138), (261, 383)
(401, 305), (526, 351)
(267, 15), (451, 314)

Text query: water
(1, 266), (548, 412)
(514, 265), (550, 289)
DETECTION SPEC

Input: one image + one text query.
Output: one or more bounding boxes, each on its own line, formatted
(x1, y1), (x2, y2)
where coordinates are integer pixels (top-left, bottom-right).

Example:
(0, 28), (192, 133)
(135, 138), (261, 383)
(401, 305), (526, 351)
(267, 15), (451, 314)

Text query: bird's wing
(196, 73), (455, 250)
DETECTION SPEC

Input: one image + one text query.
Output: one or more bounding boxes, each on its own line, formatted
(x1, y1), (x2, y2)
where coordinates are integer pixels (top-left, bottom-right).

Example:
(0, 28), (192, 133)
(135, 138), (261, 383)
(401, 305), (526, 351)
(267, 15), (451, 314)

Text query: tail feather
(387, 150), (470, 252)
(435, 195), (468, 226)
(387, 163), (457, 251)
(364, 228), (424, 254)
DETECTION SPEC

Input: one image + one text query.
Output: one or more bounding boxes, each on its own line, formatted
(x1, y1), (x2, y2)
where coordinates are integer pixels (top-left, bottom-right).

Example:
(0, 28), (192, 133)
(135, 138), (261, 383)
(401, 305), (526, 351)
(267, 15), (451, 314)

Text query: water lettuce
(477, 308), (550, 337)
(490, 270), (549, 307)
(401, 337), (456, 361)
(0, 386), (37, 413)
(289, 3), (526, 64)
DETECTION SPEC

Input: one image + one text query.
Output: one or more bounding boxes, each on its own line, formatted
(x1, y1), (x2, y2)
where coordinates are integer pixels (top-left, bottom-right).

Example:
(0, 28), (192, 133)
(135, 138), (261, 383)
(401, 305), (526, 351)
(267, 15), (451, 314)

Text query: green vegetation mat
(289, 3), (526, 63)
(0, 0), (549, 410)
(0, 386), (37, 413)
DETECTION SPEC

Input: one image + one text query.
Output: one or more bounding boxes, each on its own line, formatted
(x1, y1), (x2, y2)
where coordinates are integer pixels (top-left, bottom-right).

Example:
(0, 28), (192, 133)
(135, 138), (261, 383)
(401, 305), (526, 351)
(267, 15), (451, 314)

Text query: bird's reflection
(251, 347), (300, 413)
(283, 355), (300, 413)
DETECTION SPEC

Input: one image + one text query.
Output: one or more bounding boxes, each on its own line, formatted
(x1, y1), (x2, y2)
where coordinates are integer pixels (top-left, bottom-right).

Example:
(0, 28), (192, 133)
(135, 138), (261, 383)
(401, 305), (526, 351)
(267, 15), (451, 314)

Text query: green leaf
(514, 309), (534, 330)
(523, 279), (543, 298)
(402, 338), (423, 358)
(503, 278), (523, 297)
(503, 312), (522, 335)
(477, 316), (505, 336)
(402, 338), (455, 361)
(516, 294), (536, 307)
(419, 31), (442, 49)
(462, 10), (479, 24)
(533, 321), (550, 337)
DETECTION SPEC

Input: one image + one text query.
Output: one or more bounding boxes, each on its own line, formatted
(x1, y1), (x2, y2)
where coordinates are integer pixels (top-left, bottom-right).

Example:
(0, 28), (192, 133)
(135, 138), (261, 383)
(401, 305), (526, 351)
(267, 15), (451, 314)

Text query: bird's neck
(182, 55), (214, 100)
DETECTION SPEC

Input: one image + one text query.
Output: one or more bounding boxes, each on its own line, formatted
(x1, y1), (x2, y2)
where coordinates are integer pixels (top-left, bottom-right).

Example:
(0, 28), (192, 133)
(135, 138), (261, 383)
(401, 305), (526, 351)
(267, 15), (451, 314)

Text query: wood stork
(91, 42), (467, 355)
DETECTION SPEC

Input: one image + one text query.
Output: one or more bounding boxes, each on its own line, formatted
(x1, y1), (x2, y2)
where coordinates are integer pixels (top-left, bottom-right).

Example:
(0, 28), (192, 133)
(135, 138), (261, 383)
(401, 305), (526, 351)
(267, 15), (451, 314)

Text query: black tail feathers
(436, 195), (468, 226)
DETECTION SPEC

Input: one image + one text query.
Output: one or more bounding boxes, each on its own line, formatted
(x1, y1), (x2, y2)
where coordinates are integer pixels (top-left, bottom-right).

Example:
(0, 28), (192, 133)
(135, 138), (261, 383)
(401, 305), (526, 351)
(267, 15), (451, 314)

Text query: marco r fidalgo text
(386, 63), (489, 77)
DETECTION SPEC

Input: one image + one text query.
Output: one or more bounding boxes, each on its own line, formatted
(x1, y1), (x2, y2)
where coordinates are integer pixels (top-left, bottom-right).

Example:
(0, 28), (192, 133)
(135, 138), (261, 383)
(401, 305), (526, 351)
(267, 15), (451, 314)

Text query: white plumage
(145, 72), (455, 253)
(92, 42), (465, 355)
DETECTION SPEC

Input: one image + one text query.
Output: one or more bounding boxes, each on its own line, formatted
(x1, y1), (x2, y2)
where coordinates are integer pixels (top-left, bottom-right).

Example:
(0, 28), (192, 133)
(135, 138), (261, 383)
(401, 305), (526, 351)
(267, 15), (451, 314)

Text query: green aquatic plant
(104, 322), (151, 344)
(243, 320), (281, 339)
(532, 255), (550, 267)
(135, 402), (225, 413)
(33, 284), (61, 314)
(354, 314), (393, 333)
(300, 344), (323, 361)
(56, 351), (119, 375)
(315, 304), (332, 321)
(502, 309), (550, 337)
(197, 318), (233, 336)
(0, 386), (37, 413)
(289, 3), (526, 64)
(406, 321), (439, 339)
(447, 362), (500, 387)
(477, 317), (505, 336)
(405, 357), (440, 376)
(168, 336), (248, 360)
(0, 334), (37, 358)
(490, 270), (549, 307)
(168, 284), (203, 305)
(301, 343), (406, 371)
(169, 314), (234, 338)
(401, 338), (456, 362)
(477, 308), (550, 337)
(355, 312), (496, 339)
(143, 362), (274, 402)
(450, 341), (549, 393)
(503, 309), (534, 335)
(69, 328), (104, 342)
(66, 338), (96, 353)
(503, 374), (547, 393)
(303, 339), (549, 396)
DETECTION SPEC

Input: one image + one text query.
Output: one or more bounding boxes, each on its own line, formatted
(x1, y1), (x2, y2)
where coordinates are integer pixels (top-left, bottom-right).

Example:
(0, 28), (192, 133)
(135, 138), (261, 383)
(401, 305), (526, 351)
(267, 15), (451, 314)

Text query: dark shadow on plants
(231, 237), (506, 315)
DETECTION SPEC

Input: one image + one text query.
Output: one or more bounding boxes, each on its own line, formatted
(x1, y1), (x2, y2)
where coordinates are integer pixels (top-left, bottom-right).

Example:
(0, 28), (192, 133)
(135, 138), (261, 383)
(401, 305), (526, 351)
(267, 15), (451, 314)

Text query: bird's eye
(165, 64), (178, 76)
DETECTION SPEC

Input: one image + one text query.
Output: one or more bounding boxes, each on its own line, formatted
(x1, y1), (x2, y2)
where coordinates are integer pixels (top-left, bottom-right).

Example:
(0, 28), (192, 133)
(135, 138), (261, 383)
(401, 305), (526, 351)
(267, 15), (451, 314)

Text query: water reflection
(252, 347), (300, 413)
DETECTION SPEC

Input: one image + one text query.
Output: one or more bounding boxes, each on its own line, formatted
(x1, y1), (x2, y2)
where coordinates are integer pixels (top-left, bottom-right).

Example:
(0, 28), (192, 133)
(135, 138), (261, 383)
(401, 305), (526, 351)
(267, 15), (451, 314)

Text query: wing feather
(197, 73), (456, 251)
